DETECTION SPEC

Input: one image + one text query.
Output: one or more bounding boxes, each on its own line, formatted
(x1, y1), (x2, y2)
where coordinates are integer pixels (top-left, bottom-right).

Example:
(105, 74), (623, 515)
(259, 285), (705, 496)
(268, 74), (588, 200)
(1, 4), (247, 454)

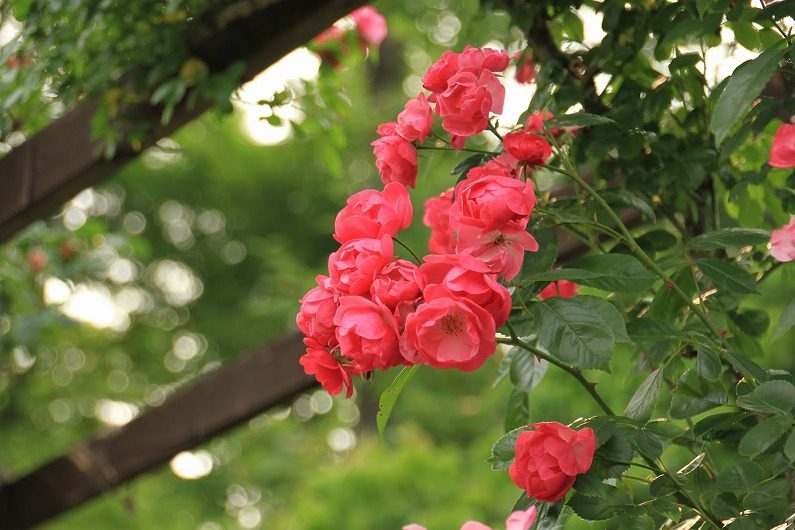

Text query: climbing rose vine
(297, 34), (795, 528)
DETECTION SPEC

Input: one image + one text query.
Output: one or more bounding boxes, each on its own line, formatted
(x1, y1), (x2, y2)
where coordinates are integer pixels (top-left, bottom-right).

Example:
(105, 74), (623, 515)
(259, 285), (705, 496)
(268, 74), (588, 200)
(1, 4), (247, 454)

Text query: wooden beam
(0, 333), (314, 530)
(0, 0), (365, 244)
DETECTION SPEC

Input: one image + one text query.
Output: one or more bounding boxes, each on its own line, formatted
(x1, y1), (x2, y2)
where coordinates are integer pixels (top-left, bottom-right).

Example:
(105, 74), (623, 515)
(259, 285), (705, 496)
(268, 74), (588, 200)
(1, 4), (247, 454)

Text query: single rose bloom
(458, 45), (510, 73)
(328, 236), (394, 296)
(399, 295), (496, 371)
(456, 222), (539, 281)
(371, 259), (421, 310)
(514, 58), (536, 84)
(402, 506), (536, 530)
(296, 275), (339, 346)
(770, 122), (795, 168)
(299, 338), (359, 397)
(334, 295), (403, 371)
(538, 280), (578, 300)
(372, 134), (418, 188)
(334, 182), (412, 243)
(350, 6), (388, 48)
(770, 218), (795, 262)
(503, 131), (552, 166)
(422, 50), (460, 93)
(418, 253), (512, 326)
(467, 153), (520, 181)
(509, 422), (596, 503)
(435, 69), (505, 137)
(450, 174), (536, 233)
(524, 110), (569, 138)
(423, 188), (456, 254)
(396, 93), (434, 143)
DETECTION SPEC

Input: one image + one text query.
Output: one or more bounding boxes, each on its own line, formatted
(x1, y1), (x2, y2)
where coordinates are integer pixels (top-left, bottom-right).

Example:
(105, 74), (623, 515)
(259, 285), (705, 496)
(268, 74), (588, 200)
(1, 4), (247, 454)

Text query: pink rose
(328, 236), (394, 296)
(456, 222), (539, 280)
(396, 93), (434, 142)
(400, 296), (496, 371)
(458, 45), (510, 73)
(435, 69), (505, 137)
(538, 280), (578, 299)
(334, 295), (403, 371)
(299, 338), (359, 397)
(503, 131), (552, 166)
(422, 50), (460, 93)
(509, 422), (596, 503)
(296, 275), (338, 346)
(418, 253), (512, 326)
(334, 183), (413, 243)
(771, 218), (795, 262)
(423, 188), (456, 254)
(467, 153), (520, 181)
(770, 122), (795, 168)
(372, 134), (418, 188)
(505, 507), (538, 530)
(450, 175), (536, 232)
(370, 259), (421, 310)
(350, 6), (388, 48)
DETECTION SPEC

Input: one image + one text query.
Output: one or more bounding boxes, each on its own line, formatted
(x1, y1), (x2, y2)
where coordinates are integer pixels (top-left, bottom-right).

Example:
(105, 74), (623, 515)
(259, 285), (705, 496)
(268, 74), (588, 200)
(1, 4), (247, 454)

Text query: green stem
(487, 122), (504, 142)
(543, 164), (725, 344)
(392, 237), (422, 265)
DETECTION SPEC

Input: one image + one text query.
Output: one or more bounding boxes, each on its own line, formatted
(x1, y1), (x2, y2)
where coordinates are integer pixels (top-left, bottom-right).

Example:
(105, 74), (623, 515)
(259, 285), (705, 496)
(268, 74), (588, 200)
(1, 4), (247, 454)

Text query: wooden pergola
(0, 2), (637, 528)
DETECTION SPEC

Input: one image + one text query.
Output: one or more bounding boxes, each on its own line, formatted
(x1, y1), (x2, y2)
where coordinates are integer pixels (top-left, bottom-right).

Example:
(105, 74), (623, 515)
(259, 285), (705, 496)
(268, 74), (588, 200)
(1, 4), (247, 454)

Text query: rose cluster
(297, 46), (557, 397)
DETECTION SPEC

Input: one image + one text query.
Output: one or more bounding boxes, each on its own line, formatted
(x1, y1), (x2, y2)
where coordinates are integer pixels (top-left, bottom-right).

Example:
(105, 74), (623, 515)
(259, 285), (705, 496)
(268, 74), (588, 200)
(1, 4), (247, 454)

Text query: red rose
(370, 259), (421, 310)
(328, 236), (394, 296)
(503, 131), (552, 166)
(435, 69), (504, 137)
(334, 295), (403, 371)
(333, 183), (412, 244)
(423, 188), (456, 254)
(509, 422), (596, 502)
(422, 50), (460, 93)
(770, 122), (795, 168)
(296, 275), (339, 347)
(350, 6), (387, 49)
(467, 153), (519, 181)
(396, 93), (434, 143)
(372, 134), (418, 188)
(299, 338), (359, 397)
(456, 222), (538, 280)
(450, 174), (536, 233)
(538, 280), (578, 300)
(399, 295), (496, 371)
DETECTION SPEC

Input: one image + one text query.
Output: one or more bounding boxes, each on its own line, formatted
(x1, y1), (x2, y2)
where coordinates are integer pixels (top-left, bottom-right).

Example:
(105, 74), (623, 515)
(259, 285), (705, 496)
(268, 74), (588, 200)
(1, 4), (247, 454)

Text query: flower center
(492, 233), (506, 246)
(440, 313), (464, 335)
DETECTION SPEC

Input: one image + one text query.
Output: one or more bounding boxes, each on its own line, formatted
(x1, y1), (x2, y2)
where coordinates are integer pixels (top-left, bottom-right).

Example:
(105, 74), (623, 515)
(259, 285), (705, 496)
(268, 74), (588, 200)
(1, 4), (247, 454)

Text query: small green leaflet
(710, 43), (787, 147)
(735, 380), (795, 415)
(738, 416), (792, 459)
(624, 369), (663, 421)
(552, 112), (616, 127)
(696, 257), (759, 295)
(686, 228), (770, 250)
(772, 299), (795, 341)
(376, 365), (419, 438)
(488, 425), (532, 470)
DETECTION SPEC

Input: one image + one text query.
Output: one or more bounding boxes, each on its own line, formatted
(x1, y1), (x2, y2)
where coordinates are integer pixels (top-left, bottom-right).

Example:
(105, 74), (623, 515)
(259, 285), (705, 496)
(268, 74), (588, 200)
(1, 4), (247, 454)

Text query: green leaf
(568, 488), (631, 521)
(772, 299), (795, 341)
(510, 348), (549, 393)
(504, 388), (530, 431)
(553, 112), (616, 127)
(669, 369), (728, 419)
(566, 254), (656, 293)
(687, 228), (771, 250)
(624, 369), (663, 421)
(723, 350), (767, 384)
(488, 425), (531, 471)
(697, 347), (722, 381)
(376, 365), (419, 437)
(450, 153), (488, 176)
(693, 411), (749, 439)
(710, 43), (787, 146)
(649, 475), (677, 497)
(736, 380), (795, 415)
(717, 461), (765, 493)
(676, 452), (706, 476)
(783, 429), (795, 462)
(743, 479), (790, 510)
(575, 296), (630, 343)
(517, 228), (558, 280)
(696, 257), (759, 295)
(627, 317), (683, 342)
(533, 299), (615, 370)
(738, 415), (792, 458)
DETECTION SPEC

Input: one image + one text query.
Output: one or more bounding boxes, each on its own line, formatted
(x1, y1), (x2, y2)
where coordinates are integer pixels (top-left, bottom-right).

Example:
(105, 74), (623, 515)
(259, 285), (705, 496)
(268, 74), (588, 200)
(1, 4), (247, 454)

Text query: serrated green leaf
(687, 228), (771, 250)
(450, 153), (489, 176)
(693, 411), (749, 439)
(772, 299), (795, 341)
(488, 425), (531, 471)
(650, 475), (678, 497)
(553, 112), (616, 127)
(736, 380), (795, 415)
(784, 429), (795, 462)
(717, 461), (765, 493)
(510, 348), (549, 393)
(738, 415), (792, 458)
(670, 369), (728, 419)
(504, 388), (530, 432)
(517, 228), (558, 280)
(697, 257), (759, 295)
(576, 296), (630, 343)
(567, 254), (656, 292)
(723, 350), (767, 384)
(697, 347), (722, 381)
(376, 365), (419, 437)
(711, 44), (787, 146)
(743, 479), (790, 510)
(533, 299), (615, 370)
(624, 369), (663, 421)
